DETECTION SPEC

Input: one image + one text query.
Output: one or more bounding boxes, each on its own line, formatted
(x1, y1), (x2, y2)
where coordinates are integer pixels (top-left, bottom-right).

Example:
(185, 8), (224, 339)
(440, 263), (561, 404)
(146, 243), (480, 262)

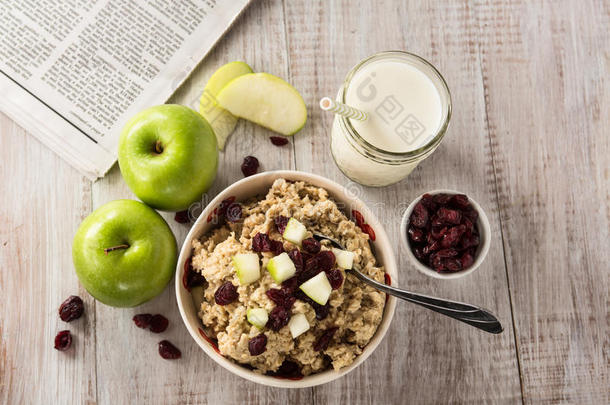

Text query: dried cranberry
(460, 251), (475, 268)
(270, 240), (284, 256)
(225, 203), (242, 223)
(436, 248), (459, 258)
(266, 289), (296, 309)
(423, 240), (440, 255)
(149, 314), (169, 333)
(158, 340), (181, 359)
(413, 245), (427, 260)
(433, 193), (452, 204)
(248, 334), (268, 355)
(317, 251), (336, 271)
(270, 136), (289, 146)
(430, 226), (447, 240)
(274, 215), (290, 234)
(313, 302), (330, 320)
(441, 225), (466, 248)
(132, 313), (153, 329)
(361, 223), (376, 241)
(54, 330), (72, 351)
(299, 257), (322, 283)
(274, 360), (302, 378)
(313, 327), (338, 351)
(420, 193), (438, 211)
(287, 249), (303, 273)
(450, 194), (470, 209)
(408, 227), (424, 242)
(218, 197), (236, 216)
(241, 156), (259, 177)
(463, 207), (479, 223)
(461, 233), (480, 249)
(267, 306), (290, 331)
(436, 207), (462, 225)
(326, 269), (344, 290)
(214, 281), (239, 305)
(281, 277), (298, 294)
(444, 258), (463, 272)
(430, 254), (446, 272)
(410, 202), (429, 228)
(58, 295), (84, 322)
(351, 210), (365, 227)
(301, 238), (321, 254)
(186, 269), (206, 289)
(252, 233), (272, 252)
(174, 210), (190, 224)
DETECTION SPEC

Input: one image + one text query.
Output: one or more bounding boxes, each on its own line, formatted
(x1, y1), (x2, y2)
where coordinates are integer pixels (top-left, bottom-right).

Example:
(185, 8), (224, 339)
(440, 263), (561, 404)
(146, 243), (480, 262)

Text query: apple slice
(247, 308), (268, 330)
(282, 218), (308, 245)
(299, 272), (332, 305)
(288, 313), (310, 338)
(232, 253), (260, 285)
(332, 248), (355, 270)
(266, 252), (296, 283)
(199, 61), (253, 149)
(216, 73), (307, 135)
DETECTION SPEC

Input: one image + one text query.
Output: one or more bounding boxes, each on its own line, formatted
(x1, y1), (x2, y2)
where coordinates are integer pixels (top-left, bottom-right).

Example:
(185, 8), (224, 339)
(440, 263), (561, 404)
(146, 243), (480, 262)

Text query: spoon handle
(349, 268), (504, 334)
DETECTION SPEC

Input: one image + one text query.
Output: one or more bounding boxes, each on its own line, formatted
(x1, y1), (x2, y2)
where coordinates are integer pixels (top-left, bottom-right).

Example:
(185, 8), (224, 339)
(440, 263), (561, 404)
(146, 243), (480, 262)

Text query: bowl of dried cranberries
(400, 190), (491, 279)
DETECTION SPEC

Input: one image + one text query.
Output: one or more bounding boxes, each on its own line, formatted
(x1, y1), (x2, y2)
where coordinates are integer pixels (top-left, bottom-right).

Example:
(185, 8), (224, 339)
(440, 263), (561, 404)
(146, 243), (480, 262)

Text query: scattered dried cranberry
(218, 197), (236, 216)
(158, 340), (181, 359)
(267, 306), (290, 331)
(266, 288), (295, 309)
(248, 334), (268, 355)
(225, 203), (242, 223)
(174, 210), (190, 224)
(274, 215), (289, 234)
(410, 202), (429, 228)
(299, 257), (322, 283)
(149, 314), (169, 333)
(241, 156), (259, 177)
(351, 210), (365, 227)
(408, 193), (481, 272)
(317, 250), (336, 271)
(295, 290), (330, 320)
(186, 268), (206, 289)
(301, 238), (321, 254)
(273, 360), (302, 378)
(313, 327), (338, 351)
(54, 330), (72, 351)
(132, 313), (153, 329)
(58, 295), (84, 322)
(326, 269), (344, 290)
(270, 136), (289, 146)
(281, 277), (298, 294)
(361, 223), (376, 241)
(270, 240), (284, 256)
(252, 232), (272, 252)
(287, 249), (303, 273)
(214, 281), (239, 305)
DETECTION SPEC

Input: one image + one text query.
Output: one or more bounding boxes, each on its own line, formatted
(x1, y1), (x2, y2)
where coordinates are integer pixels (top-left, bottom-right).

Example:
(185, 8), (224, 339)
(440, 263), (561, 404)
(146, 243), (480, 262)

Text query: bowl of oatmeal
(175, 171), (397, 387)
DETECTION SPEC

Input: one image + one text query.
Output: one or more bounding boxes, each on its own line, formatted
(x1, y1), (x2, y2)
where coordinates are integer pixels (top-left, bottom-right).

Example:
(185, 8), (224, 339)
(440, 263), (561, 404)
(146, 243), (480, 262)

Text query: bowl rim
(175, 170), (398, 388)
(399, 189), (491, 280)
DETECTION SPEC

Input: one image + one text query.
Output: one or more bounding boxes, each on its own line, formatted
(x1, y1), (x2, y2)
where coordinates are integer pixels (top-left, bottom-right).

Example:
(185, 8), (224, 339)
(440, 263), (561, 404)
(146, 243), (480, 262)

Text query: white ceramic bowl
(175, 170), (398, 388)
(400, 189), (491, 280)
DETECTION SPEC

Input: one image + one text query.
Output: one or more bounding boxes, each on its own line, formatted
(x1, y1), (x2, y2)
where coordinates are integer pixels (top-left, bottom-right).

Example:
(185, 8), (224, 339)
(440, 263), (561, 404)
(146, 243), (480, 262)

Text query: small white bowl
(176, 170), (398, 388)
(400, 189), (491, 280)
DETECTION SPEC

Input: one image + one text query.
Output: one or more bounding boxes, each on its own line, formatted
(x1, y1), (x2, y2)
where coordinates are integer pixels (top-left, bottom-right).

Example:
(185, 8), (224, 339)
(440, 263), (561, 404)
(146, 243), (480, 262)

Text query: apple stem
(103, 244), (129, 255)
(154, 140), (163, 154)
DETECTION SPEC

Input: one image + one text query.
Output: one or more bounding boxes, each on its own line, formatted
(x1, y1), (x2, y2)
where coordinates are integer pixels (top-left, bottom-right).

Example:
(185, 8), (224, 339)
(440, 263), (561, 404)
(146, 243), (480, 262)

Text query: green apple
(288, 313), (310, 338)
(199, 61), (253, 150)
(266, 252), (296, 283)
(216, 73), (307, 135)
(72, 199), (177, 307)
(232, 253), (260, 285)
(118, 104), (218, 211)
(247, 308), (268, 330)
(299, 272), (332, 305)
(282, 218), (307, 245)
(332, 248), (355, 270)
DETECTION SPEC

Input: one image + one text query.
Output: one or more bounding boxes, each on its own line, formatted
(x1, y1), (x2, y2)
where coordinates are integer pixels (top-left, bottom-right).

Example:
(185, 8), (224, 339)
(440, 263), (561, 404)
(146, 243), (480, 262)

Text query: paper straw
(319, 97), (368, 121)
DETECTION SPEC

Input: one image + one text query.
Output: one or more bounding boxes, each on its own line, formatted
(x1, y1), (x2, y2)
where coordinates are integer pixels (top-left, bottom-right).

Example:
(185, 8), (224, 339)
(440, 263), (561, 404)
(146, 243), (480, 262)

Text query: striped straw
(319, 97), (368, 121)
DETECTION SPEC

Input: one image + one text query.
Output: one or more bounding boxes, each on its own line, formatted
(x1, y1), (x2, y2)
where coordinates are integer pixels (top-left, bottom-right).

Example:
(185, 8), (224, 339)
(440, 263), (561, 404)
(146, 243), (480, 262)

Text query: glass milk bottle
(330, 51), (451, 187)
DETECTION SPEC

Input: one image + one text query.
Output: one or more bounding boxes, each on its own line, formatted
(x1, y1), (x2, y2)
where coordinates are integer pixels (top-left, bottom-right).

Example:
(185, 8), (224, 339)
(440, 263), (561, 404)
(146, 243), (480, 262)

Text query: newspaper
(0, 0), (250, 180)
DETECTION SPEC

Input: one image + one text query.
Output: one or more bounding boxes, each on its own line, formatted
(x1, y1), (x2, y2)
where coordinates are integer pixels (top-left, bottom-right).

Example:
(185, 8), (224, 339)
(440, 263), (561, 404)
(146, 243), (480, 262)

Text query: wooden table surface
(1, 1), (608, 404)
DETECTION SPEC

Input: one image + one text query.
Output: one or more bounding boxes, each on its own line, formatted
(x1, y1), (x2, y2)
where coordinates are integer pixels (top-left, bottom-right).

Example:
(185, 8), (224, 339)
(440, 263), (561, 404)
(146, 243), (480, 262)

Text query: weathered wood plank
(475, 0), (610, 403)
(0, 113), (96, 404)
(285, 0), (522, 403)
(91, 1), (310, 404)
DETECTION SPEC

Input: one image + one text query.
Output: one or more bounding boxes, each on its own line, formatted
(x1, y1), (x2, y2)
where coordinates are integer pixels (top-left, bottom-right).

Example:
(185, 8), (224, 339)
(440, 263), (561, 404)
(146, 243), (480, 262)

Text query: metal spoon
(313, 233), (503, 334)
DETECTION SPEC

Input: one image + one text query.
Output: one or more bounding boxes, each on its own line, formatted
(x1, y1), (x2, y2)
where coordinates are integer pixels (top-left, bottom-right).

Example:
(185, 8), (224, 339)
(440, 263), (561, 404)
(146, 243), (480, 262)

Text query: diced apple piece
(199, 61), (253, 149)
(288, 313), (310, 338)
(247, 308), (268, 330)
(216, 73), (307, 136)
(282, 218), (307, 245)
(266, 252), (296, 283)
(299, 272), (332, 305)
(332, 248), (355, 270)
(232, 253), (260, 285)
